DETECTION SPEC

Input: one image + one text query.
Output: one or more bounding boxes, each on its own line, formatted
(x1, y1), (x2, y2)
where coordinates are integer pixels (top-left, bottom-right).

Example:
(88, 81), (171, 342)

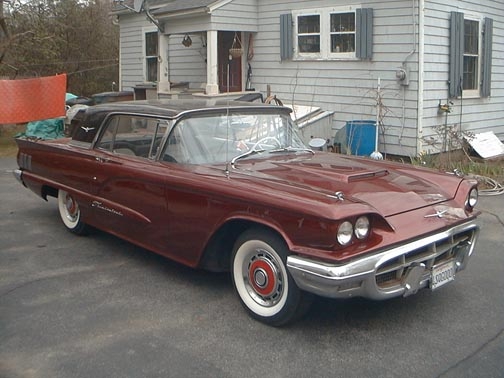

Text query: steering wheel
(251, 136), (281, 151)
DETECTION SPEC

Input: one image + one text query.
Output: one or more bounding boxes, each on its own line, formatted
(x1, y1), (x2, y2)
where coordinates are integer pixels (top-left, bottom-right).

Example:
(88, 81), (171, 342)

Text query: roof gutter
(155, 7), (210, 19)
(208, 0), (233, 12)
(154, 0), (233, 19)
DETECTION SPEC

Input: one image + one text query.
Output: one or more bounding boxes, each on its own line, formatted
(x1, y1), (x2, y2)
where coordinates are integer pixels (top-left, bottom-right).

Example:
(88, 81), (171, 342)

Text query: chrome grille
(375, 228), (477, 289)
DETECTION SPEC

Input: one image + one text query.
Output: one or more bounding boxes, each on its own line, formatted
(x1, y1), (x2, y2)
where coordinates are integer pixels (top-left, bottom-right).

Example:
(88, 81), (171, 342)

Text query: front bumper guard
(287, 221), (479, 300)
(13, 169), (23, 184)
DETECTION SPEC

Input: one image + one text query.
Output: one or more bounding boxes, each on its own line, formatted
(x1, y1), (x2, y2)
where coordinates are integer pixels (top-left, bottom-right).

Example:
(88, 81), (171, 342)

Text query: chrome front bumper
(287, 221), (479, 300)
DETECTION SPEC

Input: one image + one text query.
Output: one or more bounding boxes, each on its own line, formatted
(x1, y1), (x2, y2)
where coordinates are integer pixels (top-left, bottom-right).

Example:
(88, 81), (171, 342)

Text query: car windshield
(161, 112), (311, 165)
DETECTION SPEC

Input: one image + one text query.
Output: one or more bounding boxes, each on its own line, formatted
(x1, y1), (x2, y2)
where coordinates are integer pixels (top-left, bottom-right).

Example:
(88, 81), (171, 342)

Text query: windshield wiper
(231, 146), (314, 168)
(230, 148), (266, 168)
(269, 146), (315, 155)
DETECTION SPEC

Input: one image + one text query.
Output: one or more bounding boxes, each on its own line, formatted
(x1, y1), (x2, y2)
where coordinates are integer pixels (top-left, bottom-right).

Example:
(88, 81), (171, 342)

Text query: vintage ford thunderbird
(14, 99), (480, 326)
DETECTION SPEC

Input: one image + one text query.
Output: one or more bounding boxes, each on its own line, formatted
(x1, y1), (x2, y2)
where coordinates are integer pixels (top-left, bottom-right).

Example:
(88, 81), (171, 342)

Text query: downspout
(416, 0), (425, 155)
(402, 0), (417, 65)
(143, 1), (164, 33)
(398, 0), (417, 148)
(117, 18), (123, 91)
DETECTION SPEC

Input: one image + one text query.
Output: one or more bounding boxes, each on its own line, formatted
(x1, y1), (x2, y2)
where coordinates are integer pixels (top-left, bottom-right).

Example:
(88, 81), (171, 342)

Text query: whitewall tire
(57, 190), (88, 235)
(231, 228), (312, 326)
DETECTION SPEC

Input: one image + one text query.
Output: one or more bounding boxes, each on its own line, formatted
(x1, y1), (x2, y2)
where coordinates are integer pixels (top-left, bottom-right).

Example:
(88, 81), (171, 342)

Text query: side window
(96, 117), (118, 151)
(96, 115), (168, 158)
(113, 116), (147, 156)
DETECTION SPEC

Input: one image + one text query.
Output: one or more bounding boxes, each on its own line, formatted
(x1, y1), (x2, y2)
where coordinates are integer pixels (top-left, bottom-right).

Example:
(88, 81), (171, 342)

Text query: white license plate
(430, 261), (456, 290)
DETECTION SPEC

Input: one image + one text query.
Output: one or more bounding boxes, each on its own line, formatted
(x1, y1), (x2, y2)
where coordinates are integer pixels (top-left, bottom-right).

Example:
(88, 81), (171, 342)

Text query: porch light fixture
(182, 35), (192, 47)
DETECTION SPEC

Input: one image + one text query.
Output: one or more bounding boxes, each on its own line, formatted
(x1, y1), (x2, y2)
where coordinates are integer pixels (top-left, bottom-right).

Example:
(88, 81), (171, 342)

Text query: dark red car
(14, 99), (480, 326)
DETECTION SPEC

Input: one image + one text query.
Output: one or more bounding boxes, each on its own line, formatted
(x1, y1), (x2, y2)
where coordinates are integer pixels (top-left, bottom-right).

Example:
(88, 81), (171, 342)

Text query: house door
(218, 31), (242, 92)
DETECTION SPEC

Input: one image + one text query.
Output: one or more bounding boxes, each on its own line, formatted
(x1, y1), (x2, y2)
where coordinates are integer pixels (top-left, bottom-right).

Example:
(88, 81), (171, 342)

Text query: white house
(112, 0), (504, 157)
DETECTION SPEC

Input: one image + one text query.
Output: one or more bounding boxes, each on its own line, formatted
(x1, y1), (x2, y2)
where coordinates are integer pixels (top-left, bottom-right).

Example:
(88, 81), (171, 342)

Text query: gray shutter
(449, 12), (464, 98)
(280, 13), (293, 61)
(356, 8), (373, 60)
(481, 18), (493, 97)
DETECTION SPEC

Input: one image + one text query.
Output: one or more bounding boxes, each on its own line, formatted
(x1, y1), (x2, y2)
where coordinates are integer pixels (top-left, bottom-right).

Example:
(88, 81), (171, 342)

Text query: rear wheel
(231, 228), (312, 326)
(57, 190), (88, 235)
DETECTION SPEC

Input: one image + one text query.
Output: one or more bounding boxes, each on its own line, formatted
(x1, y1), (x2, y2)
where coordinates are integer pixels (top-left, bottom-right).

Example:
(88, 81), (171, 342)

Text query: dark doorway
(218, 31), (242, 93)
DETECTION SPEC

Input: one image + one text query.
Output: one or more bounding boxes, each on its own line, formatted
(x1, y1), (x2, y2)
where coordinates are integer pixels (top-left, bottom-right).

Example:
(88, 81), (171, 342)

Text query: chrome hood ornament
(424, 209), (448, 218)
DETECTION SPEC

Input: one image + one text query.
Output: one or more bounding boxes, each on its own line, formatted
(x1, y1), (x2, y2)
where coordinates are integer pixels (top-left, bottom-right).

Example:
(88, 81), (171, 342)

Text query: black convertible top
(69, 98), (292, 145)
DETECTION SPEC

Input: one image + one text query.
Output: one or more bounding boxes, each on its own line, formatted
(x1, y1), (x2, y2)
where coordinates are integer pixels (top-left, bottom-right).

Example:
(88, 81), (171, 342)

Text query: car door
(88, 114), (172, 251)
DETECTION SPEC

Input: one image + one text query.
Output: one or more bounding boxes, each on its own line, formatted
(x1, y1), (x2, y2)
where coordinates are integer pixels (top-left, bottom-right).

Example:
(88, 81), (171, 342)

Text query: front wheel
(231, 228), (312, 326)
(57, 190), (89, 235)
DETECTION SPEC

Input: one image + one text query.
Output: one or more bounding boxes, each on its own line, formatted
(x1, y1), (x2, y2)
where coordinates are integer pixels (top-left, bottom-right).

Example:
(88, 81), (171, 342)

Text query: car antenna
(225, 114), (230, 177)
(224, 53), (232, 177)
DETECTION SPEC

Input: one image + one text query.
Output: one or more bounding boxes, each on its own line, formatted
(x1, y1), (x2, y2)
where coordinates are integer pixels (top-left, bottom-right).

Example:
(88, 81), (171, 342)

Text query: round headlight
(466, 187), (478, 209)
(354, 216), (370, 239)
(337, 221), (353, 245)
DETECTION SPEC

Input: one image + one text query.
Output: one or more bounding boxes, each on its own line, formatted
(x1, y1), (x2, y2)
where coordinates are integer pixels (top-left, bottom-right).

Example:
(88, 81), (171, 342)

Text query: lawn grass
(409, 149), (504, 187)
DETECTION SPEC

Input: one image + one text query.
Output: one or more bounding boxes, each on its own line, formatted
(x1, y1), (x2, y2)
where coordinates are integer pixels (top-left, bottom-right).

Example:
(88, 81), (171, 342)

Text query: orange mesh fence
(0, 74), (67, 124)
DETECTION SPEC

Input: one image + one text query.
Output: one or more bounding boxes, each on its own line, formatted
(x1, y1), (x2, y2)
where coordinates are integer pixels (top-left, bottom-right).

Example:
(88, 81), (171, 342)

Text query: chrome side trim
(287, 221), (479, 300)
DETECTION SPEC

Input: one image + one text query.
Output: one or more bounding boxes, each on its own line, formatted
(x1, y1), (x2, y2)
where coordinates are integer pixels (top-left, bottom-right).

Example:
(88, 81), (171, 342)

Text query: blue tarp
(24, 118), (65, 139)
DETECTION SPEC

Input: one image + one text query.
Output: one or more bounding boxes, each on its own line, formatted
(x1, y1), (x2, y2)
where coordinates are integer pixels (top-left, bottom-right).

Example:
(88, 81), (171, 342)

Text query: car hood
(230, 153), (461, 217)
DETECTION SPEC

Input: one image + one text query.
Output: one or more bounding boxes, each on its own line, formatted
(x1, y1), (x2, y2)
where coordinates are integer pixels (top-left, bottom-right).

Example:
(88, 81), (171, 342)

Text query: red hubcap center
(66, 196), (77, 216)
(248, 259), (276, 297)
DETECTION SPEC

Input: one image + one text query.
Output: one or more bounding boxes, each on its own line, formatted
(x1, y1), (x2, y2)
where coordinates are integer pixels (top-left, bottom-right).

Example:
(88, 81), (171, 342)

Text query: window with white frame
(449, 12), (493, 98)
(463, 19), (479, 93)
(287, 7), (372, 60)
(144, 30), (158, 82)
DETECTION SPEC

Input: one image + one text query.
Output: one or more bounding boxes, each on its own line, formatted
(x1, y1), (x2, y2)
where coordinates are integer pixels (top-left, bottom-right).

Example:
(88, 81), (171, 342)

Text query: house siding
(211, 0), (258, 32)
(118, 0), (504, 157)
(249, 0), (503, 155)
(120, 0), (258, 91)
(119, 13), (151, 91)
(421, 1), (504, 153)
(167, 34), (207, 89)
(252, 0), (421, 156)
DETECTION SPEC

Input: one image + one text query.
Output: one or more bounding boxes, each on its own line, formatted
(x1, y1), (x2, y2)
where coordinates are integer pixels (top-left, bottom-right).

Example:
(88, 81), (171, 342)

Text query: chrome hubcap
(65, 195), (78, 221)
